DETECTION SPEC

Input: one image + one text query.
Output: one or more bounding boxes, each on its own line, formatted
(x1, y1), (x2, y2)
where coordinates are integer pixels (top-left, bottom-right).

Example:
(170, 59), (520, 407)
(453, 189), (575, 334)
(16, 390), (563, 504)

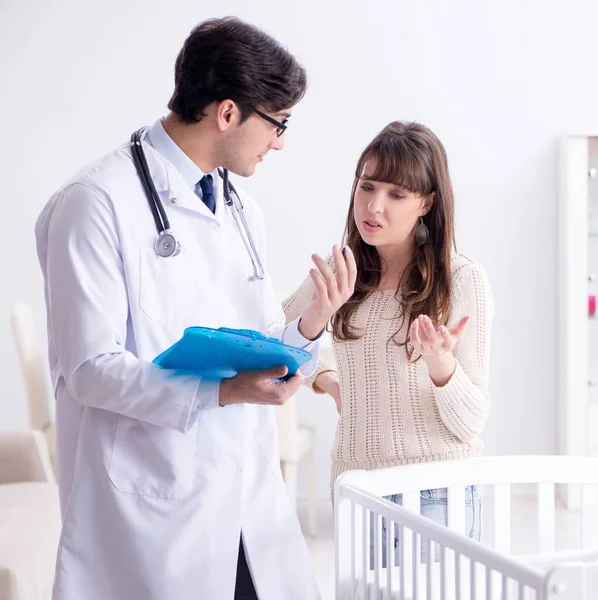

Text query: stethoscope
(130, 128), (265, 281)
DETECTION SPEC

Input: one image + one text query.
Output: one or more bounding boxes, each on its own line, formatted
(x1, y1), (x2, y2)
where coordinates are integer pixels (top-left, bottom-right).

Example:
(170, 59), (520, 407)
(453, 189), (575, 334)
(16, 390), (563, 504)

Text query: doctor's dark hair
(168, 17), (307, 123)
(332, 121), (457, 361)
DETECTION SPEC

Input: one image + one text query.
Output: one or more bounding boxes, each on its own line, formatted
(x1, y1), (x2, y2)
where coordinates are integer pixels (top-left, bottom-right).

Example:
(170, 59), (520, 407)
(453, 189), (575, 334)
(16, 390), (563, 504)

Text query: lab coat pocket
(138, 247), (197, 325)
(108, 414), (199, 499)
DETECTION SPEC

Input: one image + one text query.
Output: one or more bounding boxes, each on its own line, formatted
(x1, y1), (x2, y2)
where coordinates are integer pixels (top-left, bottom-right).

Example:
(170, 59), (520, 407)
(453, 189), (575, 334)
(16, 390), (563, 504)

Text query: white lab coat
(35, 137), (321, 600)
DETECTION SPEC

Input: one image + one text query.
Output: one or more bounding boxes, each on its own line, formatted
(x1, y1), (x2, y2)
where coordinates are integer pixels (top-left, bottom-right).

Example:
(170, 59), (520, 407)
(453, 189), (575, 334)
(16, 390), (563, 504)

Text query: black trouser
(234, 538), (258, 599)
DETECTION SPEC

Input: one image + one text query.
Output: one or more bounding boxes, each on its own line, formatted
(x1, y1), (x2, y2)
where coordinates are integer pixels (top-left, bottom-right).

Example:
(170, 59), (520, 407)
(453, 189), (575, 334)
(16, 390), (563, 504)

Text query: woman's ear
(421, 191), (436, 215)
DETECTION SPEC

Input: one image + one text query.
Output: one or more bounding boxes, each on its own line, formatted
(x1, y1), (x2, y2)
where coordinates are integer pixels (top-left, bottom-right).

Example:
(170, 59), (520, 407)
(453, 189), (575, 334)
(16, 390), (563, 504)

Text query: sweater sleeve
(432, 262), (494, 442)
(282, 258), (335, 390)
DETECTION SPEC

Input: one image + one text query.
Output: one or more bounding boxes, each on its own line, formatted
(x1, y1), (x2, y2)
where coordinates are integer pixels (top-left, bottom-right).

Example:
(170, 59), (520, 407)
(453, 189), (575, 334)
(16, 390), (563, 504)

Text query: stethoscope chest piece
(154, 231), (180, 258)
(132, 127), (263, 279)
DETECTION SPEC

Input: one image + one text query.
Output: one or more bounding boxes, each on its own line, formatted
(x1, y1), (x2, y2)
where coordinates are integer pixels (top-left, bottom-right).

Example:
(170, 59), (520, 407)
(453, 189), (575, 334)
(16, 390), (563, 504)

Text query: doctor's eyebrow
(275, 112), (292, 119)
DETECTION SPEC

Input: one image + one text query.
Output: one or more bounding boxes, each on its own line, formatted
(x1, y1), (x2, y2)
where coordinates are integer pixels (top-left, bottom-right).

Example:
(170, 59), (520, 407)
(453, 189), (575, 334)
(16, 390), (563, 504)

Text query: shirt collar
(145, 119), (210, 190)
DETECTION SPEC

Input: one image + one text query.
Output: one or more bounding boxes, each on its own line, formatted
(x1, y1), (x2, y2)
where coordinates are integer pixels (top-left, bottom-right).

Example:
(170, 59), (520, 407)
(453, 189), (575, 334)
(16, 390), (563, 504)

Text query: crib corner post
(334, 476), (363, 600)
(544, 564), (585, 599)
(334, 480), (351, 598)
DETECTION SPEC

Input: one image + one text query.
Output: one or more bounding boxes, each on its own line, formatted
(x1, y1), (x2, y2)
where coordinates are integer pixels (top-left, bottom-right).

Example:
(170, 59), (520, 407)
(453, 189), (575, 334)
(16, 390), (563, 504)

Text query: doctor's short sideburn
(168, 16), (307, 124)
(331, 121), (457, 361)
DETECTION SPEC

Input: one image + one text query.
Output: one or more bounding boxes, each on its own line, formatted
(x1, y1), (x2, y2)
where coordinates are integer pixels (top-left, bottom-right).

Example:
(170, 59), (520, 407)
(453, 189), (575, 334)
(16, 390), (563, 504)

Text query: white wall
(1, 0), (597, 499)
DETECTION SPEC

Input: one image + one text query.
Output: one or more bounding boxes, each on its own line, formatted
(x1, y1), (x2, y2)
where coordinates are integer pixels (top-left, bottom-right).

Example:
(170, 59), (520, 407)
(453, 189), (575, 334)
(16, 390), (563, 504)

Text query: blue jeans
(370, 485), (482, 568)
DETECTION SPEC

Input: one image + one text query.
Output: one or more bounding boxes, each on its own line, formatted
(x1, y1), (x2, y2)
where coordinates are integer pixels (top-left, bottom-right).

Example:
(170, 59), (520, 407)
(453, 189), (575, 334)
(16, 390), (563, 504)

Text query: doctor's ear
(215, 99), (242, 132)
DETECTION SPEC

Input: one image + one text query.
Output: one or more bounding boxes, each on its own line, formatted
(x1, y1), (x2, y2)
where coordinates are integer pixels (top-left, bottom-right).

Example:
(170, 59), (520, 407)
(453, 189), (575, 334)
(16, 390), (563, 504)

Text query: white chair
(275, 395), (318, 537)
(0, 429), (60, 600)
(10, 302), (56, 472)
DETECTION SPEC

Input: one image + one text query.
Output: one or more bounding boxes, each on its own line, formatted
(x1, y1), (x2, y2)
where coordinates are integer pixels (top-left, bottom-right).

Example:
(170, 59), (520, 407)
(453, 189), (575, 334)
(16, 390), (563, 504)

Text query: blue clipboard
(153, 326), (312, 380)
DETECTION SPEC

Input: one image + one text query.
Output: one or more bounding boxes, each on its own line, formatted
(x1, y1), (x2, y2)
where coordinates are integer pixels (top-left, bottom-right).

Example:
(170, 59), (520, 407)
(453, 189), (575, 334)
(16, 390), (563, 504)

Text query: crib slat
(470, 559), (477, 599)
(374, 513), (382, 597)
(386, 519), (394, 596)
(536, 483), (555, 553)
(485, 566), (493, 600)
(440, 545), (447, 600)
(426, 539), (433, 600)
(581, 484), (597, 549)
(493, 484), (511, 554)
(501, 574), (508, 600)
(402, 492), (418, 598)
(454, 552), (461, 599)
(350, 501), (356, 592)
(412, 530), (420, 599)
(447, 486), (466, 534)
(398, 525), (406, 600)
(582, 485), (590, 550)
(402, 490), (420, 513)
(362, 507), (368, 600)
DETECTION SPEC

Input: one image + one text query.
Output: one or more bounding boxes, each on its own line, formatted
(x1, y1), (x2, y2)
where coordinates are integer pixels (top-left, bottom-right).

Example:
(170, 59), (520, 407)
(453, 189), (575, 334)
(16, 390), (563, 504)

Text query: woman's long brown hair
(332, 121), (457, 359)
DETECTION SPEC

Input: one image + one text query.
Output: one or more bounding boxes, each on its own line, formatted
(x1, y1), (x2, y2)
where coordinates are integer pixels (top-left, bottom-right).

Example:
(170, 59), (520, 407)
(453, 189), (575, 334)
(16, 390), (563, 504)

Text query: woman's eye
(360, 185), (373, 192)
(390, 192), (405, 200)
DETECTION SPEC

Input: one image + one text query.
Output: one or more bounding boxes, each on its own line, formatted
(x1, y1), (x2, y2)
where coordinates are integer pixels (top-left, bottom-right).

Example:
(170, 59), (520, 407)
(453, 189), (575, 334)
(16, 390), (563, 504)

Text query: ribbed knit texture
(282, 254), (494, 489)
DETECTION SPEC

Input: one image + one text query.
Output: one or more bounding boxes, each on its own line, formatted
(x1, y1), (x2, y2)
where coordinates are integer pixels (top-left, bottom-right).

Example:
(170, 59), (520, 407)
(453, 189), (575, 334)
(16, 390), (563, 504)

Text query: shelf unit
(559, 135), (598, 508)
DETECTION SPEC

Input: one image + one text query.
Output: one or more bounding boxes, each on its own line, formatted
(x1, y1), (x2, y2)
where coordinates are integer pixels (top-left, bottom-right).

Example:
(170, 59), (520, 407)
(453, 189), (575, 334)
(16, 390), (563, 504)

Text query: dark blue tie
(197, 174), (216, 214)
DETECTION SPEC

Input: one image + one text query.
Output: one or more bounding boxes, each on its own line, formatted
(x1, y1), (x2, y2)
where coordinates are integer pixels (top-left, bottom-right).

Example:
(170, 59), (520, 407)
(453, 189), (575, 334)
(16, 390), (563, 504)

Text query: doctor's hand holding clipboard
(218, 244), (357, 407)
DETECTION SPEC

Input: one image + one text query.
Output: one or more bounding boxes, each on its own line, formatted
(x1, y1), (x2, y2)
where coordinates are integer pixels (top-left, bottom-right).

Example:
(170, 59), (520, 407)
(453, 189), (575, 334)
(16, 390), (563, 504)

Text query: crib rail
(334, 456), (598, 600)
(335, 484), (547, 599)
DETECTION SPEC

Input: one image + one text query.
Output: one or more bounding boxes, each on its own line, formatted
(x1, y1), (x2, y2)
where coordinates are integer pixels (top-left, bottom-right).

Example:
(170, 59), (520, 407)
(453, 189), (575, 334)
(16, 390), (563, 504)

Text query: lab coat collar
(146, 119), (205, 190)
(139, 121), (221, 221)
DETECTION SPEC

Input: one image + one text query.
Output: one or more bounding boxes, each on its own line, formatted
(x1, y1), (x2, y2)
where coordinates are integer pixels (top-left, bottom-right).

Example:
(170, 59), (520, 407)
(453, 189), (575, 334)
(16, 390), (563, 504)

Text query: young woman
(284, 121), (494, 559)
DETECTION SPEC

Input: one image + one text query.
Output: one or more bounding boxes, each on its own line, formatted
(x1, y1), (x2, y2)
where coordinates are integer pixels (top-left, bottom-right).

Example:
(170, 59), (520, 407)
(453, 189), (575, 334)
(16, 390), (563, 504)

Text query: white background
(2, 0), (598, 499)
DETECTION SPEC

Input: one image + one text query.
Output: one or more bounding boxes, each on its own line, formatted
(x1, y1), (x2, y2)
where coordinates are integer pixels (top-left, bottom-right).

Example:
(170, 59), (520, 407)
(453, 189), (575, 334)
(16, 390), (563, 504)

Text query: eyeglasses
(254, 109), (288, 137)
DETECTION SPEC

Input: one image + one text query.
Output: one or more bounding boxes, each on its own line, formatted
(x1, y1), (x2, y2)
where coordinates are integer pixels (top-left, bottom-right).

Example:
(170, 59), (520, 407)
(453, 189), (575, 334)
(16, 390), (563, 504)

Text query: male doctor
(35, 17), (356, 600)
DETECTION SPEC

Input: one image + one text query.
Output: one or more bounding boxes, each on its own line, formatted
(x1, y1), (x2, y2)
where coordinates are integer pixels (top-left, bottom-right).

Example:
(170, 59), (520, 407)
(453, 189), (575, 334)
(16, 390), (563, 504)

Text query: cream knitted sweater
(283, 253), (494, 488)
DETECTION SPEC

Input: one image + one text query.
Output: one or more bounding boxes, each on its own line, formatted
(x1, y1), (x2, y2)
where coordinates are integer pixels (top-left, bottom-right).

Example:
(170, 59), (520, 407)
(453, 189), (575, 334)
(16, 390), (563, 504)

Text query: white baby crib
(334, 456), (598, 599)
